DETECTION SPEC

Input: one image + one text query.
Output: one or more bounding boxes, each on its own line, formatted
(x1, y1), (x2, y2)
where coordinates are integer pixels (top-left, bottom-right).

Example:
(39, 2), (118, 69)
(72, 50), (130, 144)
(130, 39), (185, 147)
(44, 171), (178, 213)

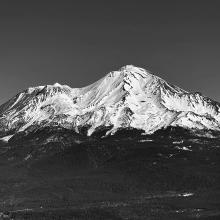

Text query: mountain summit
(0, 65), (220, 140)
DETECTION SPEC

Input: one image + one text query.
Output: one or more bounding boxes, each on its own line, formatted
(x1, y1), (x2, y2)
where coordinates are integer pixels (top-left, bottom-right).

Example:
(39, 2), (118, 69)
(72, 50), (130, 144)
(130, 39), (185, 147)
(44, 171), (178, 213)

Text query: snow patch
(0, 135), (14, 142)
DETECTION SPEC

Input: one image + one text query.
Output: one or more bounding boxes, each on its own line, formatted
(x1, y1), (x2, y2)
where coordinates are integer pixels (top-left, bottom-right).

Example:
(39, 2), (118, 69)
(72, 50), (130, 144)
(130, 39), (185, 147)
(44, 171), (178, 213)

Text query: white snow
(175, 146), (192, 151)
(181, 192), (194, 197)
(0, 135), (14, 142)
(0, 65), (220, 136)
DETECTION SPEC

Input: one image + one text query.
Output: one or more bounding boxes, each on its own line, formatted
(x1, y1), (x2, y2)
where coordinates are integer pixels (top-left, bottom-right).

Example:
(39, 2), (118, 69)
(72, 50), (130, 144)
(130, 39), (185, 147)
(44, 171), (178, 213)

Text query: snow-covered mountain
(0, 65), (220, 141)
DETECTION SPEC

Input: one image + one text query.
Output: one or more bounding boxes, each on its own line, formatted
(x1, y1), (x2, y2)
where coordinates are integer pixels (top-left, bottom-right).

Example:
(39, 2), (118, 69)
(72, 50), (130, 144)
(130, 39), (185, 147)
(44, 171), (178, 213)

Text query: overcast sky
(0, 0), (220, 104)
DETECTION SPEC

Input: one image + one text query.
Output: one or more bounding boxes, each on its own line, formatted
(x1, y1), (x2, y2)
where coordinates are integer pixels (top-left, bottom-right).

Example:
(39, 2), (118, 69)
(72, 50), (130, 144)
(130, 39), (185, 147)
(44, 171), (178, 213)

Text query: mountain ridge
(0, 65), (220, 141)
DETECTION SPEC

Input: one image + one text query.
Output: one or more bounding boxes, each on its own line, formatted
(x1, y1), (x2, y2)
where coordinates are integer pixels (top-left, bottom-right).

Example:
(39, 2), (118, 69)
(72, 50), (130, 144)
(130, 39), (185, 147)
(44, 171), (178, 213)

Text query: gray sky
(0, 0), (220, 104)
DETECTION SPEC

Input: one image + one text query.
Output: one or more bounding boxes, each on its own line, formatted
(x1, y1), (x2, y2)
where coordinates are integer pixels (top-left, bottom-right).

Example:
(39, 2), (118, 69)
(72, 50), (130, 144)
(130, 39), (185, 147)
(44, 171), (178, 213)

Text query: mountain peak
(105, 65), (155, 88)
(112, 65), (153, 78)
(53, 82), (62, 87)
(120, 64), (141, 71)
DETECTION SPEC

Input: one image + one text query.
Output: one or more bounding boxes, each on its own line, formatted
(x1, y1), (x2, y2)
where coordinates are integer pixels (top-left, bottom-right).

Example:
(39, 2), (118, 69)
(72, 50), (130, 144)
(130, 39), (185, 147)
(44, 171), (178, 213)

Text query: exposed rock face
(0, 65), (220, 140)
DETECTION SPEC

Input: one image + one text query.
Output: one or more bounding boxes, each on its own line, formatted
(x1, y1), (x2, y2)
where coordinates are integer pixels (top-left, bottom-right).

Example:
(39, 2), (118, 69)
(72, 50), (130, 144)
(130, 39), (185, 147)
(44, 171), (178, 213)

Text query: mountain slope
(0, 65), (220, 140)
